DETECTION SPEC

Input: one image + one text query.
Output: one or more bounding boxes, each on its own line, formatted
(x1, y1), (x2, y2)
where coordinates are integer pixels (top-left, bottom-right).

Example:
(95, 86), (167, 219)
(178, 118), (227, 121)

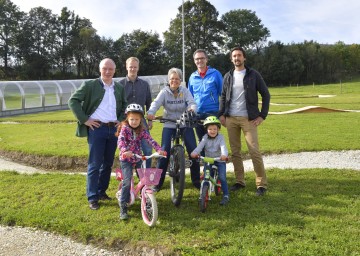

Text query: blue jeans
(119, 160), (141, 205)
(208, 162), (228, 196)
(141, 132), (153, 168)
(87, 125), (117, 202)
(157, 127), (200, 188)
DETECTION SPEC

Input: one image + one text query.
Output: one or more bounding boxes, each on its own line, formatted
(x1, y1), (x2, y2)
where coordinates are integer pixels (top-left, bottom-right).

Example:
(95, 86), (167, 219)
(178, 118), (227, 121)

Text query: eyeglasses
(169, 78), (181, 81)
(194, 57), (206, 61)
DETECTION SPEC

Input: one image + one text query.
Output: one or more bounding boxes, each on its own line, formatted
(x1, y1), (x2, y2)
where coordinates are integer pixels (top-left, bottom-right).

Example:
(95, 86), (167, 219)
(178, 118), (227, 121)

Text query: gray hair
(99, 58), (116, 69)
(168, 67), (182, 81)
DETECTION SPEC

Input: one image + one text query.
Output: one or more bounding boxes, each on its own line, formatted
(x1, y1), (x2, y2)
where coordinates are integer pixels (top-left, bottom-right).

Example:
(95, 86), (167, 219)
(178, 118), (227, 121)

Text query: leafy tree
(259, 41), (304, 86)
(16, 7), (58, 79)
(70, 17), (98, 78)
(114, 29), (165, 76)
(297, 40), (324, 84)
(221, 9), (270, 52)
(0, 0), (25, 75)
(56, 7), (76, 77)
(163, 0), (224, 80)
(347, 44), (360, 77)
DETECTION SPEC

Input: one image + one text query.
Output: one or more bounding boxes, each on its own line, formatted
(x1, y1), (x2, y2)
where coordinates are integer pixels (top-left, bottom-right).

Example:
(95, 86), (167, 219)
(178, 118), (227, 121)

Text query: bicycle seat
(180, 110), (198, 128)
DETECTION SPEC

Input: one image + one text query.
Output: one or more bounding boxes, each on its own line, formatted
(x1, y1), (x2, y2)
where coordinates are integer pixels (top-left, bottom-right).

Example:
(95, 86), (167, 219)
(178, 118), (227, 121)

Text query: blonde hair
(126, 57), (140, 67)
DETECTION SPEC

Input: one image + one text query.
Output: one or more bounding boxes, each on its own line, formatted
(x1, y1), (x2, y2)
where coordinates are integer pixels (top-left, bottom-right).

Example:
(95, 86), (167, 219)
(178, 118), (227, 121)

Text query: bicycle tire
(141, 190), (158, 227)
(169, 145), (186, 206)
(200, 182), (209, 213)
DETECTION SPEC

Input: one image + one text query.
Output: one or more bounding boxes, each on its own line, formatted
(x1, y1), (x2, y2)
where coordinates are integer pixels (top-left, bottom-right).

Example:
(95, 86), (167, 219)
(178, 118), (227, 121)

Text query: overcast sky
(10, 0), (360, 45)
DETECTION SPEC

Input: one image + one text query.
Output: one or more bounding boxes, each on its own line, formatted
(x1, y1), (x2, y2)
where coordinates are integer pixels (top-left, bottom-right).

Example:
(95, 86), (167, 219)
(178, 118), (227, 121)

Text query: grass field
(0, 81), (360, 255)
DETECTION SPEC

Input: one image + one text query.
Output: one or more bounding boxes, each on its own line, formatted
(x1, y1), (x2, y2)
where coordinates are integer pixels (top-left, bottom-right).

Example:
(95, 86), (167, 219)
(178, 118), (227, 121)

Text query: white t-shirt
(229, 69), (248, 117)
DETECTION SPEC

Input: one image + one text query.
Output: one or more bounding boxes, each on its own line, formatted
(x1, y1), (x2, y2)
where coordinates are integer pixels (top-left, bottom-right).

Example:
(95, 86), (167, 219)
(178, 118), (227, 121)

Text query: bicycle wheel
(169, 146), (186, 206)
(141, 190), (158, 227)
(200, 182), (209, 213)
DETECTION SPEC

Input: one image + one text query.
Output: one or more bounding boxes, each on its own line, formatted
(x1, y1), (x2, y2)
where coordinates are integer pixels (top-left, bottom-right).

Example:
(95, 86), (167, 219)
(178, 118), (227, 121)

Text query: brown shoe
(230, 183), (245, 191)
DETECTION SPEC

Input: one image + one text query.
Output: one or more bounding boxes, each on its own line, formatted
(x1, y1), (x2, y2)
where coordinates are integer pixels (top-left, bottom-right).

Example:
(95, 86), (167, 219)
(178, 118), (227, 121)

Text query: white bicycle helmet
(125, 103), (144, 115)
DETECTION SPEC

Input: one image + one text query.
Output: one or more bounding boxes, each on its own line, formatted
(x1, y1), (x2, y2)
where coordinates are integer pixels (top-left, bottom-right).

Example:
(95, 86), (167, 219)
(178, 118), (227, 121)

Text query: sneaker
(99, 193), (112, 201)
(230, 183), (245, 191)
(89, 201), (99, 210)
(219, 196), (229, 205)
(255, 187), (267, 196)
(120, 204), (128, 220)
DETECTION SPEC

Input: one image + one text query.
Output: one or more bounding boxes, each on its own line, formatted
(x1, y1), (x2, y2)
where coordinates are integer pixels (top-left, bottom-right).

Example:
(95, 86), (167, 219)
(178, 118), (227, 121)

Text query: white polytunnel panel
(0, 75), (168, 116)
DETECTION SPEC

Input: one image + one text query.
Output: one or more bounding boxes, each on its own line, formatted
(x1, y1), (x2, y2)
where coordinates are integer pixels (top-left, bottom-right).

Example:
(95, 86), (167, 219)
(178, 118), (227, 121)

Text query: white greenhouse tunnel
(0, 75), (167, 117)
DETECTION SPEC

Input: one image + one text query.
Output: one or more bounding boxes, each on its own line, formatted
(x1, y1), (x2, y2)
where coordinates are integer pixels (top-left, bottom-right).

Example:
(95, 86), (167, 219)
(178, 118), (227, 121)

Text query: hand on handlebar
(157, 150), (167, 157)
(147, 114), (155, 121)
(220, 155), (228, 161)
(123, 151), (134, 158)
(190, 152), (199, 159)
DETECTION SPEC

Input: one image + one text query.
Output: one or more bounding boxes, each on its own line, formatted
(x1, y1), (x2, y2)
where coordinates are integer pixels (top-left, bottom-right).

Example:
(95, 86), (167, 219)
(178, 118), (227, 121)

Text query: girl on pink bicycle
(116, 103), (166, 220)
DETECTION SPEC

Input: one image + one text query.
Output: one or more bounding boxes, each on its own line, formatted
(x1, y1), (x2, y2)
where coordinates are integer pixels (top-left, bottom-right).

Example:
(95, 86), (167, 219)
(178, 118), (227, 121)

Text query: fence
(0, 75), (168, 117)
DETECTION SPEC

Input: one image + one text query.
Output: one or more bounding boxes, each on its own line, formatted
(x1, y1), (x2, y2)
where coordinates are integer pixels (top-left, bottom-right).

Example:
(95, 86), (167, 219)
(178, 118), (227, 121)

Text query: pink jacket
(118, 125), (162, 163)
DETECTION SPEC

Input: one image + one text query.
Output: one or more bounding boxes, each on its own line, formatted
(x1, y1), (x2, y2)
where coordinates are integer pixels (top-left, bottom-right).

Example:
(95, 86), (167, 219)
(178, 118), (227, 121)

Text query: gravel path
(0, 150), (359, 255)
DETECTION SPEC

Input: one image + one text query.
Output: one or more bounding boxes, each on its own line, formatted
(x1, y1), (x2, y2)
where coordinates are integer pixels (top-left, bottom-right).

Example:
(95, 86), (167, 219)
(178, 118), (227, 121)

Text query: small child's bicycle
(197, 156), (224, 213)
(115, 153), (166, 227)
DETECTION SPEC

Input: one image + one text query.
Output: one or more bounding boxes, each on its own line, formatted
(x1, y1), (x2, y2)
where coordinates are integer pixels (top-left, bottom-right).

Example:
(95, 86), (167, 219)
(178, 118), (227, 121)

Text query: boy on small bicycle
(116, 103), (166, 220)
(190, 116), (230, 205)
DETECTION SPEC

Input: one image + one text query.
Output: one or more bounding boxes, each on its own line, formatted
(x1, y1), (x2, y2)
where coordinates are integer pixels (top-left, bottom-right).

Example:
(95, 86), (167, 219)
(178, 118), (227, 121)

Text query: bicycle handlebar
(152, 117), (180, 124)
(198, 156), (228, 164)
(133, 152), (167, 161)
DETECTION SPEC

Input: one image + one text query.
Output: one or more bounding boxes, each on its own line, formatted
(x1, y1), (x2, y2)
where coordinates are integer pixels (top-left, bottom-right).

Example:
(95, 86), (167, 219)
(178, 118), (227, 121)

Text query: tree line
(1, 0), (359, 86)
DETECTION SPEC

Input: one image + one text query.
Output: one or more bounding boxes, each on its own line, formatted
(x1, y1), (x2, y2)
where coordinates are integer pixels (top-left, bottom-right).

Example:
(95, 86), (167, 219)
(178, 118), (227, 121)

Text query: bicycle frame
(115, 153), (165, 226)
(198, 156), (222, 212)
(156, 117), (190, 206)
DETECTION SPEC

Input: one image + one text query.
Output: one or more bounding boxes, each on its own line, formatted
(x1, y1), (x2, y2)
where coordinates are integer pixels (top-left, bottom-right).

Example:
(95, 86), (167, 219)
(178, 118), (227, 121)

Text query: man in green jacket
(68, 58), (127, 210)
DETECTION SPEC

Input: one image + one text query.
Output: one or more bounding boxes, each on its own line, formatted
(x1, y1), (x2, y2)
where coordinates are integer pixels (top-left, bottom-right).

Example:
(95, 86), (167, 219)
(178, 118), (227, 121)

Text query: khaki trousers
(225, 116), (267, 188)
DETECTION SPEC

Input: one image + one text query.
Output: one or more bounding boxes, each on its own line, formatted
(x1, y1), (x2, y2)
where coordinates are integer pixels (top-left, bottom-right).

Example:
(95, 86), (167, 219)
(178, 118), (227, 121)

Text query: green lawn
(0, 81), (360, 255)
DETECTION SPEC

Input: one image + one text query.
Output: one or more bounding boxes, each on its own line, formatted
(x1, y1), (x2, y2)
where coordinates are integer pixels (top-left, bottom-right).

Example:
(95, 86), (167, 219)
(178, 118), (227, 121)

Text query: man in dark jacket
(219, 47), (270, 196)
(68, 58), (127, 210)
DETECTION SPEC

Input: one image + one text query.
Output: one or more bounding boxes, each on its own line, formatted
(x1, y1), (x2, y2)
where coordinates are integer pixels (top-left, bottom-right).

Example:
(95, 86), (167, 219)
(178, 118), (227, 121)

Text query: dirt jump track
(269, 105), (360, 114)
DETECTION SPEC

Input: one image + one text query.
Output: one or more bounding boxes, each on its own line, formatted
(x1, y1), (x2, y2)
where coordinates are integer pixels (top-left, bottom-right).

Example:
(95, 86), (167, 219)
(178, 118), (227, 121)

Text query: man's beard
(234, 60), (244, 67)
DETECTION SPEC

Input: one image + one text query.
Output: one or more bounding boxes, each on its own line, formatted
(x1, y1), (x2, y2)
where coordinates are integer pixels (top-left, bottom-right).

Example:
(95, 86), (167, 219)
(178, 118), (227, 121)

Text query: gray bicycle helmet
(125, 103), (144, 115)
(180, 110), (198, 128)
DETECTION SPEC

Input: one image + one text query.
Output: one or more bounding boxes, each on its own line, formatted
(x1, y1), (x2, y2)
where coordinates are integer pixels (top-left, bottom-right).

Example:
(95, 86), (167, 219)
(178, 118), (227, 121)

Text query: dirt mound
(0, 150), (87, 172)
(269, 106), (360, 114)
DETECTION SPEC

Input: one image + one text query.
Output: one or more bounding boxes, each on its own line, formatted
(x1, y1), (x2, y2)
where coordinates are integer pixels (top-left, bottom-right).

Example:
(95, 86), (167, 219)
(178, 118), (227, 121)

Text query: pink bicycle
(115, 152), (165, 227)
